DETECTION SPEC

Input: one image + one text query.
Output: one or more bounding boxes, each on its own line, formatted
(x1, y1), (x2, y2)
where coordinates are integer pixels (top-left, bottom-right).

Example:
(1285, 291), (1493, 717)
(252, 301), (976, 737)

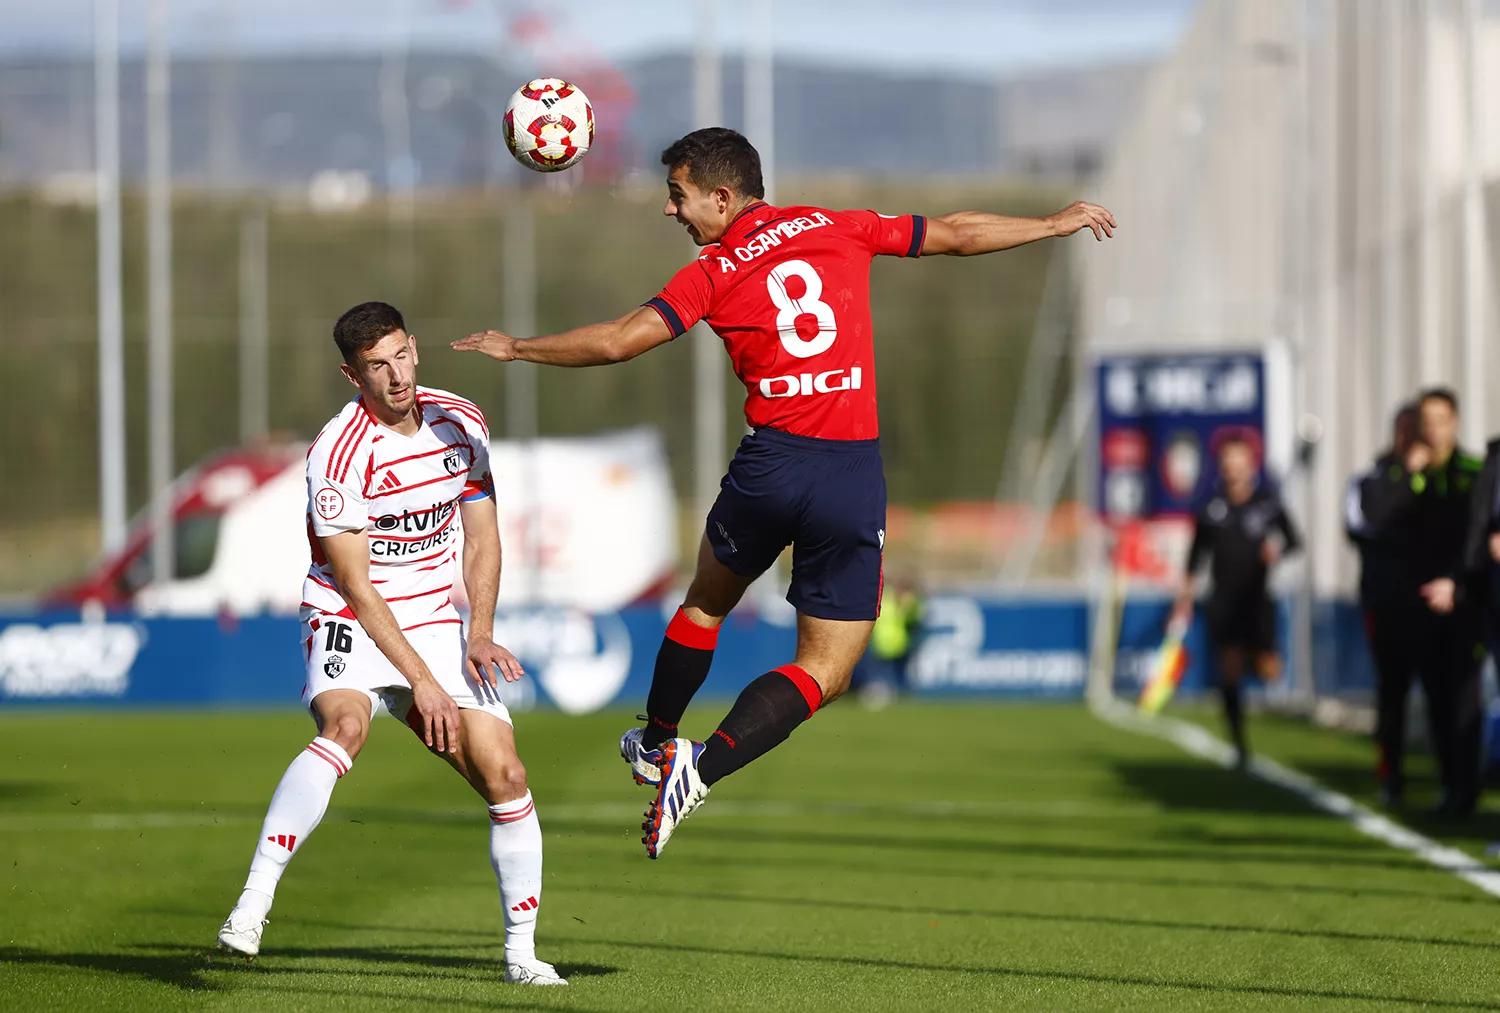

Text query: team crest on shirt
(443, 447), (464, 476)
(314, 487), (344, 520)
(323, 655), (345, 679)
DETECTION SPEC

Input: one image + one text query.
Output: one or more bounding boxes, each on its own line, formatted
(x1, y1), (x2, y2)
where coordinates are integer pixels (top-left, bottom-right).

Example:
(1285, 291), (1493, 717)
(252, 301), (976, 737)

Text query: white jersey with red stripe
(301, 386), (493, 632)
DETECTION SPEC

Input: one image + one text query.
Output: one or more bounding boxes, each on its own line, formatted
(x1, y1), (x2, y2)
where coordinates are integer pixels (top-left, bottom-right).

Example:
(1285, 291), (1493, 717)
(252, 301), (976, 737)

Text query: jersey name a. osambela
(645, 204), (925, 441)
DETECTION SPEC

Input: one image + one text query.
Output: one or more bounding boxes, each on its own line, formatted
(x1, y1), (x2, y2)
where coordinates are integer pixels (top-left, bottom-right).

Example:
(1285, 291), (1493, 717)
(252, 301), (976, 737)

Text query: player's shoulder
(306, 398), (374, 480)
(420, 387), (490, 440)
(775, 204), (850, 228)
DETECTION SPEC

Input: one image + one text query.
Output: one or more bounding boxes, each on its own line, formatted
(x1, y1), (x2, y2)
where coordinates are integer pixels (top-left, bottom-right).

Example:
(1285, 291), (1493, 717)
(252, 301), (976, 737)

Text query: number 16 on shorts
(321, 620), (353, 679)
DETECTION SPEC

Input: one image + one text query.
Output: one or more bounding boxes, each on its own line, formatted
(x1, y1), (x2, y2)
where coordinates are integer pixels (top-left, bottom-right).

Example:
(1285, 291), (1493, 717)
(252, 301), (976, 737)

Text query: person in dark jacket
(1461, 434), (1500, 656)
(1361, 388), (1485, 816)
(1174, 436), (1301, 769)
(1345, 403), (1422, 807)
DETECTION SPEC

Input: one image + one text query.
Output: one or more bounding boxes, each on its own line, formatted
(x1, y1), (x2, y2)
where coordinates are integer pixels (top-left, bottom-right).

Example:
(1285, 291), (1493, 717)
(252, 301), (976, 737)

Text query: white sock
(234, 737), (352, 920)
(489, 791), (543, 963)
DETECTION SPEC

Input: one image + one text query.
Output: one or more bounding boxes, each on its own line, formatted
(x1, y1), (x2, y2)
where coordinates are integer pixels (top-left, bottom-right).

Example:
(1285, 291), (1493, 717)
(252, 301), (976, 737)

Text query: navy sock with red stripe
(696, 665), (823, 786)
(641, 609), (721, 750)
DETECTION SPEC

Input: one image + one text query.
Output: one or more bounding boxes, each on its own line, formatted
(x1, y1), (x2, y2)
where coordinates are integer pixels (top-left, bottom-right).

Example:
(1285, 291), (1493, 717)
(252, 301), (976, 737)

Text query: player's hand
(452, 329), (520, 361)
(1421, 577), (1456, 615)
(1255, 652), (1283, 683)
(1048, 201), (1116, 241)
(411, 677), (462, 754)
(1488, 531), (1500, 564)
(1405, 442), (1432, 474)
(1170, 594), (1194, 627)
(466, 634), (526, 687)
(1261, 540), (1281, 565)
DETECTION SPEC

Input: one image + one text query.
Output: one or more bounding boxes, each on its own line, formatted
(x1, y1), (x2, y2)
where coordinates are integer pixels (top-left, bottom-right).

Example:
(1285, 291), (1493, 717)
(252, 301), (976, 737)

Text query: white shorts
(300, 613), (512, 727)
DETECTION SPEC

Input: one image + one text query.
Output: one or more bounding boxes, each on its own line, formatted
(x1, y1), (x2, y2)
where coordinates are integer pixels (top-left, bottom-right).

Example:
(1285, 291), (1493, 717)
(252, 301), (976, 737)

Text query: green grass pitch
(3, 703), (1499, 1011)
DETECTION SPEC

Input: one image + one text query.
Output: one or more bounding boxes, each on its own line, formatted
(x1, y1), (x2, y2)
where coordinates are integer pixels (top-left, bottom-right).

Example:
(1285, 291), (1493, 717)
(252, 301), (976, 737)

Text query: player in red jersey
(454, 128), (1114, 857)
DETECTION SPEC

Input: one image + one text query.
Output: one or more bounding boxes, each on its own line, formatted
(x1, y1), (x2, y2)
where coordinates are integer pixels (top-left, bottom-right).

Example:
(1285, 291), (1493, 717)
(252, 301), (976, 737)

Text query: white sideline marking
(1093, 698), (1500, 899)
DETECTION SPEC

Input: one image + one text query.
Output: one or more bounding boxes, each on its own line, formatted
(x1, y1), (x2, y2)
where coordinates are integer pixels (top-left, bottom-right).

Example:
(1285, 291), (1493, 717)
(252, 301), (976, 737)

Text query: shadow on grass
(132, 905), (509, 943)
(1116, 745), (1500, 855)
(0, 781), (68, 803)
(1110, 760), (1326, 817)
(564, 933), (1500, 1010)
(1290, 760), (1500, 839)
(534, 817), (1437, 872)
(0, 943), (616, 1004)
(584, 885), (1500, 952)
(649, 851), (1490, 905)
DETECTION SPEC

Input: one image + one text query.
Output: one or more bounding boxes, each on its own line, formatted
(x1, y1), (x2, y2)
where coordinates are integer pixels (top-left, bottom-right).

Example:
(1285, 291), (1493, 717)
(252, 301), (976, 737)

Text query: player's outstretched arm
(321, 529), (462, 753)
(922, 202), (1116, 256)
(452, 305), (675, 367)
(458, 496), (526, 687)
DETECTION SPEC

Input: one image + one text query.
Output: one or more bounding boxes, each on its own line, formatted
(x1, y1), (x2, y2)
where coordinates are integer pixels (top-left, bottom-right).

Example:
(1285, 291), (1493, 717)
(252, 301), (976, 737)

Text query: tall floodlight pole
(1460, 0), (1488, 444)
(380, 0), (415, 292)
(239, 207), (269, 443)
(147, 0), (175, 585)
(1309, 0), (1342, 599)
(1379, 0), (1404, 423)
(1416, 0), (1441, 385)
(692, 0), (725, 525)
(208, 0), (239, 189)
(745, 0), (775, 203)
(504, 190), (540, 603)
(95, 0), (127, 553)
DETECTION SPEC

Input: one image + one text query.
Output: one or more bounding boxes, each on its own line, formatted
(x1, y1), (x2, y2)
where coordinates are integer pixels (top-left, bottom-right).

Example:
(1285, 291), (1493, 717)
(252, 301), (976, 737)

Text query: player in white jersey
(217, 302), (566, 986)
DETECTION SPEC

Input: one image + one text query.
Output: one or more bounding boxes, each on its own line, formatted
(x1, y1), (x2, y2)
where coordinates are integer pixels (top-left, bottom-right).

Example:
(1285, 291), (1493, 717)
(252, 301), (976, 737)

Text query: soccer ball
(503, 78), (594, 173)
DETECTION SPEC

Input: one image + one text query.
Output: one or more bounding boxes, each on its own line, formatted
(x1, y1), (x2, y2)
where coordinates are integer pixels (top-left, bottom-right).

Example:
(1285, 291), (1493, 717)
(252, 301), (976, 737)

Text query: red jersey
(645, 204), (926, 440)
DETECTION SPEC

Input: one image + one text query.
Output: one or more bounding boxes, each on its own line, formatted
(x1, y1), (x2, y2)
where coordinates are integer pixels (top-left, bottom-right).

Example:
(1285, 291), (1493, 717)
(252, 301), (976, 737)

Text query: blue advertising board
(1097, 352), (1267, 521)
(0, 596), (1374, 710)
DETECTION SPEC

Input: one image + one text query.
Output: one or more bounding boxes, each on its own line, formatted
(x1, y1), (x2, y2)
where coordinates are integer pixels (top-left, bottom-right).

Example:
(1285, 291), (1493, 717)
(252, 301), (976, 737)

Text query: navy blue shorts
(706, 427), (886, 622)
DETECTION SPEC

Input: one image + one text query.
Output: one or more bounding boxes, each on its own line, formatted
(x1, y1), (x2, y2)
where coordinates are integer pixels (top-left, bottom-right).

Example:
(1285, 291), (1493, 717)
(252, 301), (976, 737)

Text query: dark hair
(661, 127), (765, 199)
(334, 302), (406, 364)
(1419, 386), (1459, 413)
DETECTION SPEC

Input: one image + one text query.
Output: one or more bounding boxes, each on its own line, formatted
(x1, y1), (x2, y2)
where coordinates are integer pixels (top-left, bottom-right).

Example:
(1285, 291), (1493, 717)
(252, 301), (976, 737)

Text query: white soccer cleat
(505, 958), (569, 986)
(642, 737), (710, 859)
(217, 908), (267, 958)
(620, 726), (663, 787)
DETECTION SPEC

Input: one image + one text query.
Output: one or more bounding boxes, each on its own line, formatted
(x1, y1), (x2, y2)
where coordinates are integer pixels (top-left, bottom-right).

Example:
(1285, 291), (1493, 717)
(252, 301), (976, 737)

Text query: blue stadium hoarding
(0, 597), (1371, 709)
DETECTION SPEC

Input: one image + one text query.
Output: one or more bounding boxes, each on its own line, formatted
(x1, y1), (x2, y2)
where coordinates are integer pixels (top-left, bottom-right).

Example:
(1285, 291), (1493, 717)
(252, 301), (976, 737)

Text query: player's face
(1419, 397), (1457, 456)
(341, 329), (419, 418)
(1219, 443), (1255, 492)
(664, 167), (728, 246)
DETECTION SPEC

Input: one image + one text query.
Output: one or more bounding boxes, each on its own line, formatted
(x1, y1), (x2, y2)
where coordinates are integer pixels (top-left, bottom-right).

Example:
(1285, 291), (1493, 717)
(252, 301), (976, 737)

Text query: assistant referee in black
(1174, 435), (1301, 769)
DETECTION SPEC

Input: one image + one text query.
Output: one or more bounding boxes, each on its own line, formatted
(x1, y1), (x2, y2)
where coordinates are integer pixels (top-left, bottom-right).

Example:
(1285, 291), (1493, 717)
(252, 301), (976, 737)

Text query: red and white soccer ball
(503, 78), (594, 173)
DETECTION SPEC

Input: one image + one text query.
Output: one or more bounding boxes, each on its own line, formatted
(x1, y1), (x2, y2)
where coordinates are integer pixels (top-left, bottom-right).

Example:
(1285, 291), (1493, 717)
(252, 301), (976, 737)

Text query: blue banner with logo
(0, 597), (1372, 710)
(1097, 352), (1267, 521)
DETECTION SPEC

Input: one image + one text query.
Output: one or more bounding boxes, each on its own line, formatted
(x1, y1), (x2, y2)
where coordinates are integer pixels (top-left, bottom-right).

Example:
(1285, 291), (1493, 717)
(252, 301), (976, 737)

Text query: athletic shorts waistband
(749, 426), (881, 455)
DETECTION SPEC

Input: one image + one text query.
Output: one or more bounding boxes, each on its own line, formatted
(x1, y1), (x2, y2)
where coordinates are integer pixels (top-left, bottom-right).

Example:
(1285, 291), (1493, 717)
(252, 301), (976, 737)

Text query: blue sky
(0, 0), (1201, 76)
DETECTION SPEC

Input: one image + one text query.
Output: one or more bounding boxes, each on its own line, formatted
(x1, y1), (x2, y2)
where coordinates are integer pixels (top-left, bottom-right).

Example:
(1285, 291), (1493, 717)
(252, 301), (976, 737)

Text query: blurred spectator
(853, 578), (925, 709)
(1462, 429), (1500, 695)
(1174, 437), (1300, 770)
(1361, 388), (1484, 816)
(1345, 402), (1422, 808)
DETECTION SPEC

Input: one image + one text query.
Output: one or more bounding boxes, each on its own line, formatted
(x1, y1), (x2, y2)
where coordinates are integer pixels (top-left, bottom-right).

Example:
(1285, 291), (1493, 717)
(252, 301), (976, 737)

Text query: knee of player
(322, 714), (369, 756)
(482, 761), (528, 804)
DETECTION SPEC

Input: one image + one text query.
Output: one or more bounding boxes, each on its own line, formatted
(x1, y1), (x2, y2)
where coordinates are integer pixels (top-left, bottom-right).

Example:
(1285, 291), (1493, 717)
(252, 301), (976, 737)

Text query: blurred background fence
(3, 0), (1149, 598)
